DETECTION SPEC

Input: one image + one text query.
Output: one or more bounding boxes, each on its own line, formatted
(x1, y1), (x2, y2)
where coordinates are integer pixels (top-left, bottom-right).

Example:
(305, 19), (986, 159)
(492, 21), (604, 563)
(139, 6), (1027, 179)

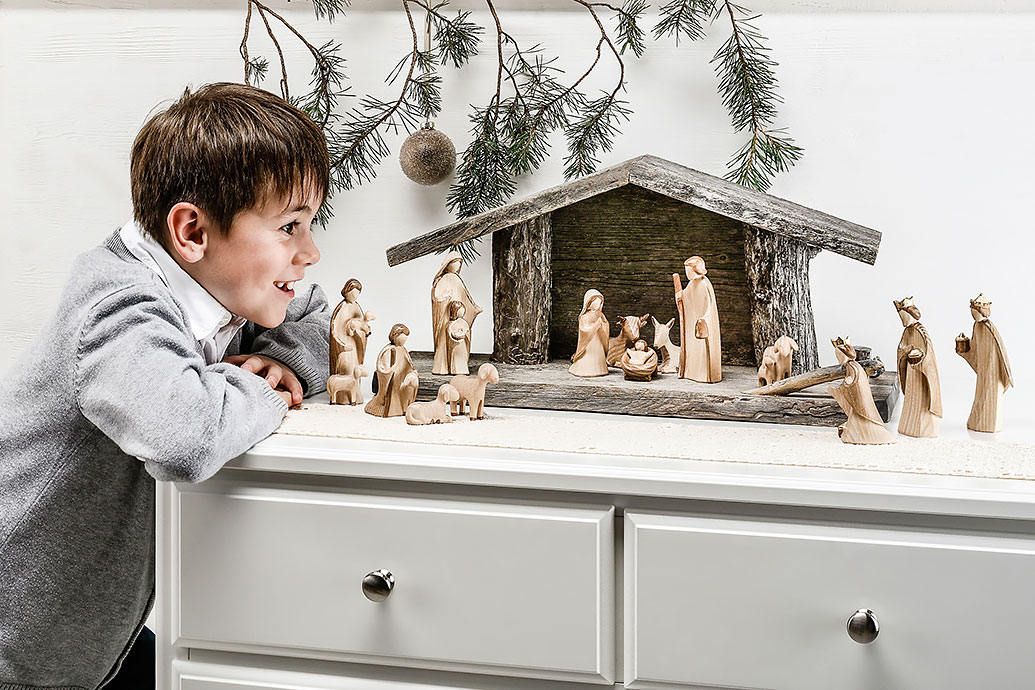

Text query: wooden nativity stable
(386, 155), (898, 427)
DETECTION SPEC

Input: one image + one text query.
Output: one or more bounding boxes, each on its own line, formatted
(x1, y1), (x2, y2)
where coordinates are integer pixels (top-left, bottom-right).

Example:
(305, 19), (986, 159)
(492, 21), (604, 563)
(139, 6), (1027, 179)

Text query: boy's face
(194, 188), (322, 328)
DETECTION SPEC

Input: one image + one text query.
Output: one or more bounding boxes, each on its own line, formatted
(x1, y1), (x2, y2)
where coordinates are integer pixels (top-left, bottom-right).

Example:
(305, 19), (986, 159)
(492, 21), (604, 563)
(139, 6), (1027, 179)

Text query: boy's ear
(167, 202), (209, 263)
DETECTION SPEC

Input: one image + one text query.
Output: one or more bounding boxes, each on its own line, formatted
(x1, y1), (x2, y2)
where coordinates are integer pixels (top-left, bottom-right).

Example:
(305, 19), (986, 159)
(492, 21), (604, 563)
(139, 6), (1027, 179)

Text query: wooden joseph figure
(828, 337), (894, 445)
(365, 324), (420, 418)
(956, 294), (1013, 433)
(569, 289), (610, 377)
(894, 297), (942, 438)
(673, 256), (721, 383)
(432, 252), (483, 375)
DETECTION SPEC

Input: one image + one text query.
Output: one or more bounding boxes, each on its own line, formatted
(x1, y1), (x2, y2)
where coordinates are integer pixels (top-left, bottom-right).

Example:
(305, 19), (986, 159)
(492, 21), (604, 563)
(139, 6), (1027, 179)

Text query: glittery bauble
(400, 125), (456, 185)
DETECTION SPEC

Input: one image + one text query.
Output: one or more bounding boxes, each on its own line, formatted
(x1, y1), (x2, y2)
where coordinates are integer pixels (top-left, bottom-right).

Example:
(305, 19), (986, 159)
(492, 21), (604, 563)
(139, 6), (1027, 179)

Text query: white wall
(2, 0), (1032, 433)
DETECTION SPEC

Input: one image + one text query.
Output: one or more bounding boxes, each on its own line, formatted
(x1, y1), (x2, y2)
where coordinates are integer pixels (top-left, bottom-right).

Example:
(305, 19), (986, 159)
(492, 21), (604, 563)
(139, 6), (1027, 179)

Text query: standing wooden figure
(651, 316), (680, 374)
(328, 278), (375, 404)
(365, 324), (420, 418)
(432, 253), (483, 375)
(894, 297), (942, 438)
(446, 301), (471, 375)
(828, 337), (894, 445)
(956, 294), (1013, 433)
(673, 256), (722, 383)
(569, 289), (610, 377)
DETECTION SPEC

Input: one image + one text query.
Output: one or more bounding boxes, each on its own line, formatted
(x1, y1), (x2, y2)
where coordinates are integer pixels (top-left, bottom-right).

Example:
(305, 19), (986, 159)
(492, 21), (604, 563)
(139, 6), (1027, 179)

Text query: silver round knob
(846, 608), (879, 644)
(362, 569), (395, 602)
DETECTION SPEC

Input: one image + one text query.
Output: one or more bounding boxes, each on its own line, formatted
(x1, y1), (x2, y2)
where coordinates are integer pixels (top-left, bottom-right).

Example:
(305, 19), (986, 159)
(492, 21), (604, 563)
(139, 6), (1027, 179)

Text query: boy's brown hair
(131, 82), (330, 248)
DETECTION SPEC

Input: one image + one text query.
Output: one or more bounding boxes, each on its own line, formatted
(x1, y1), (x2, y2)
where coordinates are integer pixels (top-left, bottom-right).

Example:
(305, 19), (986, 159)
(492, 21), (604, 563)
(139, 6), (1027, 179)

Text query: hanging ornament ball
(400, 123), (456, 186)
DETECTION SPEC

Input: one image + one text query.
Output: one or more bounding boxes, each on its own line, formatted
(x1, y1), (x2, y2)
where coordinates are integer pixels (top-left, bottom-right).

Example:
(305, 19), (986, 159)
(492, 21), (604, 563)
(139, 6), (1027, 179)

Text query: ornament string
(423, 8), (433, 129)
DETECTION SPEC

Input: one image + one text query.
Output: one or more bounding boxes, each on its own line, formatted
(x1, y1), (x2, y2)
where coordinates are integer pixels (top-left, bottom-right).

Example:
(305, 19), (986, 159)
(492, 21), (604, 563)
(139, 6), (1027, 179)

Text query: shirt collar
(119, 220), (244, 341)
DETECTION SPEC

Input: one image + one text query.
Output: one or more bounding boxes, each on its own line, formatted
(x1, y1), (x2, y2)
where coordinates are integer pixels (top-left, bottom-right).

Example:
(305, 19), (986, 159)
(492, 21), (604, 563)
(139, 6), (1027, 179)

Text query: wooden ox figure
(607, 314), (649, 367)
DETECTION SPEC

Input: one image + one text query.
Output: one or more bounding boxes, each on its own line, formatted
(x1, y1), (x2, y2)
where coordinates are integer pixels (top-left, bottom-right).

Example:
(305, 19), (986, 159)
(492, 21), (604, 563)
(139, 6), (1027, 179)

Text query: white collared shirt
(119, 220), (246, 365)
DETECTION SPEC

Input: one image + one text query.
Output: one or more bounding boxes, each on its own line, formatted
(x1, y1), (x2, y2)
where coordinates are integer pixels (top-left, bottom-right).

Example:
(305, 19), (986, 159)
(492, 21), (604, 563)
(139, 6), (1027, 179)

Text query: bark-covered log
(744, 226), (820, 375)
(492, 215), (553, 364)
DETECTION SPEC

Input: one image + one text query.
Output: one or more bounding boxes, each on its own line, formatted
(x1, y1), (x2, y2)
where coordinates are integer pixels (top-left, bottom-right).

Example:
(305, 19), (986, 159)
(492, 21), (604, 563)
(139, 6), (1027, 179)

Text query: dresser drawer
(175, 483), (614, 682)
(625, 512), (1035, 690)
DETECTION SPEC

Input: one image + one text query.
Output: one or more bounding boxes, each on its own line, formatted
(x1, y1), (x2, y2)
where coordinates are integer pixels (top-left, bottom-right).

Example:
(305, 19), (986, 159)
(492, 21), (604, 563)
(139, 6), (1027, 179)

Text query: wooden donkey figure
(607, 314), (650, 367)
(650, 316), (680, 374)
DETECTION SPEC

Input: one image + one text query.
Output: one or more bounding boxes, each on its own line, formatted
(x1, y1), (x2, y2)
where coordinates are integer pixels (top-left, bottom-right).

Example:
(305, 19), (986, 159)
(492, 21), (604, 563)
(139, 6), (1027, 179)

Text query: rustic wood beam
(492, 215), (553, 364)
(745, 358), (886, 395)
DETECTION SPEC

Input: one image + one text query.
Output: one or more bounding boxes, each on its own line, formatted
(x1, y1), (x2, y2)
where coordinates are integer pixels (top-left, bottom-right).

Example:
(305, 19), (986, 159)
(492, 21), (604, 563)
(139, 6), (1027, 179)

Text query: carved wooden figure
(365, 324), (420, 418)
(651, 316), (680, 374)
(894, 297), (942, 438)
(673, 256), (722, 383)
(432, 253), (483, 375)
(330, 278), (375, 373)
(607, 314), (649, 367)
(405, 384), (460, 426)
(620, 339), (659, 381)
(450, 363), (500, 420)
(757, 335), (798, 387)
(569, 289), (610, 377)
(327, 350), (368, 405)
(827, 338), (894, 445)
(956, 294), (1013, 433)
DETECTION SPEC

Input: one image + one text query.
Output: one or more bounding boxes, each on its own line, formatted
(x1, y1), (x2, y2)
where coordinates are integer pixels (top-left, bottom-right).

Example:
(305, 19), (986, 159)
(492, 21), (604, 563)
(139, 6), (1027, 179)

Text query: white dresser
(157, 403), (1035, 690)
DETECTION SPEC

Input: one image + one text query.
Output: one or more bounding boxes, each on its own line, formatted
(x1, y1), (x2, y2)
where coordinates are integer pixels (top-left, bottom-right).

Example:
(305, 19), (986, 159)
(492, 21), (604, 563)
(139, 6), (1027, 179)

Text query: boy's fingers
(275, 389), (292, 406)
(242, 356), (265, 374)
(265, 364), (284, 388)
(281, 372), (304, 404)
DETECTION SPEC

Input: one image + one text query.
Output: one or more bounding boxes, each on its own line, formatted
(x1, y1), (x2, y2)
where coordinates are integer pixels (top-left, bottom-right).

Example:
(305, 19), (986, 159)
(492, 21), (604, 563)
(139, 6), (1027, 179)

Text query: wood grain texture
(386, 155), (881, 266)
(492, 215), (553, 364)
(745, 358), (885, 395)
(548, 186), (755, 366)
(411, 352), (900, 427)
(743, 226), (820, 375)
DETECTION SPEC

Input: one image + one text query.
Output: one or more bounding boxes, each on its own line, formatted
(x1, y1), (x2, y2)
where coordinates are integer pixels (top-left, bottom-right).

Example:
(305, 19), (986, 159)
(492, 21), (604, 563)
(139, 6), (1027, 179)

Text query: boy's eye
(280, 221), (299, 235)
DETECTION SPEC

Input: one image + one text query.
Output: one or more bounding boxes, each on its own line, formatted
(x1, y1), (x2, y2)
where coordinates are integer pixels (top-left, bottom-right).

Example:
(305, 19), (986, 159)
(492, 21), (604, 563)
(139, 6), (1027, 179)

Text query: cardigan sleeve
(74, 285), (289, 483)
(237, 283), (331, 397)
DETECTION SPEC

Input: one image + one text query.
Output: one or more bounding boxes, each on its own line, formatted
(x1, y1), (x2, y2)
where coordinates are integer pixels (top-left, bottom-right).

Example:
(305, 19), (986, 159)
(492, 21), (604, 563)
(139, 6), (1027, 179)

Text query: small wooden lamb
(327, 351), (367, 405)
(405, 384), (460, 426)
(651, 316), (680, 374)
(757, 335), (799, 387)
(450, 363), (500, 420)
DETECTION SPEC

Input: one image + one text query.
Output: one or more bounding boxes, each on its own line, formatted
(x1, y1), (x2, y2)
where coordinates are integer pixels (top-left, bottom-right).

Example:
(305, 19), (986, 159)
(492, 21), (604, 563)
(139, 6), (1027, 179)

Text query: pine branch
(615, 0), (648, 57)
(312, 0), (348, 21)
(652, 0), (714, 44)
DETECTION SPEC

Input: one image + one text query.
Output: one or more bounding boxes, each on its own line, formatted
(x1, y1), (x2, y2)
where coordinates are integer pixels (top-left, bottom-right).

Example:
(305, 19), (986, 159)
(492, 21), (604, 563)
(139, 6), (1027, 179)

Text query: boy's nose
(297, 232), (320, 266)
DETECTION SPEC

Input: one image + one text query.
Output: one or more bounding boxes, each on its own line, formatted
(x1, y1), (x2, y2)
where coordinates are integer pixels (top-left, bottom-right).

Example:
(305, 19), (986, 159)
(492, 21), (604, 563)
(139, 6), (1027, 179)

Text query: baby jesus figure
(620, 339), (659, 381)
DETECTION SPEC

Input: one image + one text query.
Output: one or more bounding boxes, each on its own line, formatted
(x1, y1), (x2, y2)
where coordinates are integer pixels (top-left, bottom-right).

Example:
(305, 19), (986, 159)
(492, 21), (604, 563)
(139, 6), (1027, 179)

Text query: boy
(0, 83), (332, 689)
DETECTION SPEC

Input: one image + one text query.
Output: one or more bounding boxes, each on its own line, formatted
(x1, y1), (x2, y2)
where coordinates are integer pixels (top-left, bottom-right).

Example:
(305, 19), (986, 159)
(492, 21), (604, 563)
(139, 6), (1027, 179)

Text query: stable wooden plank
(410, 352), (899, 428)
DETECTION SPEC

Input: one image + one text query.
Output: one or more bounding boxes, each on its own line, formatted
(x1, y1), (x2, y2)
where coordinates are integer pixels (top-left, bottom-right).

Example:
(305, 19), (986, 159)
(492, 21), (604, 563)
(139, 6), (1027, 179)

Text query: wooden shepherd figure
(828, 337), (894, 445)
(673, 256), (721, 383)
(956, 294), (1013, 433)
(330, 278), (375, 374)
(894, 297), (942, 438)
(569, 289), (610, 377)
(432, 252), (483, 375)
(365, 324), (420, 418)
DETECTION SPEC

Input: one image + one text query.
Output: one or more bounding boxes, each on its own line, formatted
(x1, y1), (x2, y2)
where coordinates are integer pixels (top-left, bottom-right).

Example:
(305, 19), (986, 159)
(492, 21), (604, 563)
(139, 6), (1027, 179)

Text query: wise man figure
(956, 294), (1013, 433)
(432, 252), (483, 375)
(330, 278), (375, 375)
(894, 297), (942, 438)
(673, 256), (721, 383)
(828, 337), (894, 445)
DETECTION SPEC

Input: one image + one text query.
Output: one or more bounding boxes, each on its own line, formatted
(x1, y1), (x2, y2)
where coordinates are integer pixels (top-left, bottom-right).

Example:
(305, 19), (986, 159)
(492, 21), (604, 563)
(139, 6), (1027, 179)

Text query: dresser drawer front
(626, 512), (1035, 690)
(177, 484), (613, 680)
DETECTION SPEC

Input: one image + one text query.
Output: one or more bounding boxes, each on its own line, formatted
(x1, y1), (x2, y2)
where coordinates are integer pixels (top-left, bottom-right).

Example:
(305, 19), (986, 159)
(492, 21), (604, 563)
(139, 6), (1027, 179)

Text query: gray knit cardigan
(0, 231), (330, 690)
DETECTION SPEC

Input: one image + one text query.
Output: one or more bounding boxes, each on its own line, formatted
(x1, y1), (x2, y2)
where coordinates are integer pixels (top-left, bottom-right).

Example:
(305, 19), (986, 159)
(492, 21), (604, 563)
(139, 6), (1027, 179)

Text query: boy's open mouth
(274, 281), (296, 295)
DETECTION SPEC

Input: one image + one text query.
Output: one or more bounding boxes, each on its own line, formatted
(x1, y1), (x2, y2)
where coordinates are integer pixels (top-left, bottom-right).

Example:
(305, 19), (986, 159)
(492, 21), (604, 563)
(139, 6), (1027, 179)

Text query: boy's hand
(223, 354), (303, 407)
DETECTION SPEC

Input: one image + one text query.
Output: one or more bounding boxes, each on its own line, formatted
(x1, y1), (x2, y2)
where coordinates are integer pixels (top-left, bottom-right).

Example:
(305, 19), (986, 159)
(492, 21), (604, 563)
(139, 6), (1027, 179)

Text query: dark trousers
(103, 626), (155, 689)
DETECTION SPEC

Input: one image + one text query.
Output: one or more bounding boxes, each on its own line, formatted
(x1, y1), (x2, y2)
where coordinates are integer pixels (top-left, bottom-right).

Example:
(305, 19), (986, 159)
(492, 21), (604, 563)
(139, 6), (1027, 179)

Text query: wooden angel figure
(651, 316), (680, 374)
(673, 256), (721, 383)
(620, 339), (659, 381)
(330, 278), (375, 373)
(956, 294), (1013, 433)
(445, 300), (471, 375)
(828, 337), (894, 445)
(365, 324), (420, 418)
(569, 289), (610, 377)
(432, 252), (483, 375)
(894, 297), (942, 438)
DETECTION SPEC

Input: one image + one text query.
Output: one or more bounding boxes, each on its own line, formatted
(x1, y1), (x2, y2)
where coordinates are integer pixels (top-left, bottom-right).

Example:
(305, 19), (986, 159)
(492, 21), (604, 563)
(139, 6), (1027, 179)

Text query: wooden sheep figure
(405, 384), (460, 426)
(327, 351), (368, 405)
(651, 316), (680, 374)
(607, 314), (649, 367)
(450, 363), (500, 420)
(757, 335), (799, 387)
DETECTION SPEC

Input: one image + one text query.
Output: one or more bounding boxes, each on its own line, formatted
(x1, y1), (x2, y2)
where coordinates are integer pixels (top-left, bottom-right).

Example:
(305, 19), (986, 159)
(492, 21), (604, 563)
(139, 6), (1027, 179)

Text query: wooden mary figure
(330, 278), (375, 375)
(894, 297), (942, 438)
(828, 338), (894, 445)
(956, 294), (1013, 433)
(432, 252), (483, 375)
(569, 289), (610, 377)
(365, 324), (420, 418)
(673, 256), (721, 383)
